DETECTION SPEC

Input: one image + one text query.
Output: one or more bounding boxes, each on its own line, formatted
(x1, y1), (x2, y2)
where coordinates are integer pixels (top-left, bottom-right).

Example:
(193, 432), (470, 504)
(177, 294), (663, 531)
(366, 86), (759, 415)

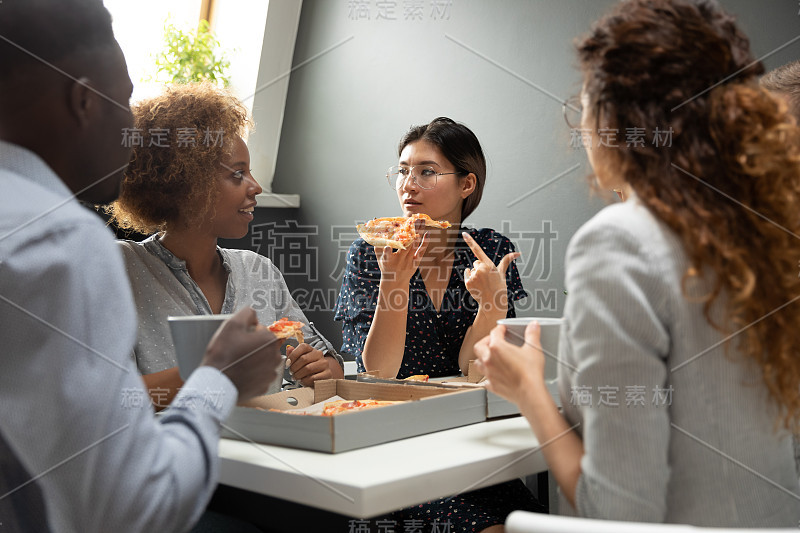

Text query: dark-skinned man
(0, 1), (281, 531)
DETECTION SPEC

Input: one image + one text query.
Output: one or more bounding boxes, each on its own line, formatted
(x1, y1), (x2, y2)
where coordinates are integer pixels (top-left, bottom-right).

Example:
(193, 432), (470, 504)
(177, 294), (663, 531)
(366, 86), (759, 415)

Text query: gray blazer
(558, 196), (800, 525)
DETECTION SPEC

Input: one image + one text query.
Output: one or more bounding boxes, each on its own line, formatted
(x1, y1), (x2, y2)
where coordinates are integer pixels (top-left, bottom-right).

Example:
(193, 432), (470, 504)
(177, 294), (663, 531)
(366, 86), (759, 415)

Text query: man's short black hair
(0, 0), (116, 79)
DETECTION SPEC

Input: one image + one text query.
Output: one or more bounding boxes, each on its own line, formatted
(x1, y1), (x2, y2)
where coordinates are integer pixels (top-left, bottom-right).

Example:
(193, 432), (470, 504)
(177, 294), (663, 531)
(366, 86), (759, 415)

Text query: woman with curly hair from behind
(108, 83), (343, 409)
(476, 0), (800, 526)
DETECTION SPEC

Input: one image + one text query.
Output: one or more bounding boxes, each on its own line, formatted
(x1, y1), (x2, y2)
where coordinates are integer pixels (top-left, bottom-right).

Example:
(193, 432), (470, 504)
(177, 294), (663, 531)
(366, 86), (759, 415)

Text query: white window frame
(246, 0), (303, 208)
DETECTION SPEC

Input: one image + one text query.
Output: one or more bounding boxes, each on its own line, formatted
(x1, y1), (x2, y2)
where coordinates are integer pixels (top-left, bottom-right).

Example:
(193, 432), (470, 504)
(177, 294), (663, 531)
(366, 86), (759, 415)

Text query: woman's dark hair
(398, 117), (486, 221)
(578, 0), (800, 431)
(761, 60), (800, 121)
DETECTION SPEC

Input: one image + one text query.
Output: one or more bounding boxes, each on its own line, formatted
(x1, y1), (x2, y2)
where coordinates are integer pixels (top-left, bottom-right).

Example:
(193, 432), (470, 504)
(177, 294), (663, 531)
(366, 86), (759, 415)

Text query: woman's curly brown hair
(578, 0), (800, 431)
(107, 82), (252, 234)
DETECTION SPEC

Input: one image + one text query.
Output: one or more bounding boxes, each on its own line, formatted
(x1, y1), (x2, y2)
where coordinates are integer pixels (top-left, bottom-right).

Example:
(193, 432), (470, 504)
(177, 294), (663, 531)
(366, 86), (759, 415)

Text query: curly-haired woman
(476, 0), (800, 526)
(108, 83), (343, 409)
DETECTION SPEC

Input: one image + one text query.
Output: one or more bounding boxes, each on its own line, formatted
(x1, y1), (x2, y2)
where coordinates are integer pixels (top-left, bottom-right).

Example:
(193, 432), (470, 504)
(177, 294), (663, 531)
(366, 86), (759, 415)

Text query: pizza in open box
(356, 213), (451, 250)
(321, 399), (404, 416)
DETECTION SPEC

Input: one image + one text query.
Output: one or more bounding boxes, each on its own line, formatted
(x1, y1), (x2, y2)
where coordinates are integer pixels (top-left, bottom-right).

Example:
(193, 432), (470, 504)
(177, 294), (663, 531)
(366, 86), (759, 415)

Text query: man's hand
(200, 307), (282, 402)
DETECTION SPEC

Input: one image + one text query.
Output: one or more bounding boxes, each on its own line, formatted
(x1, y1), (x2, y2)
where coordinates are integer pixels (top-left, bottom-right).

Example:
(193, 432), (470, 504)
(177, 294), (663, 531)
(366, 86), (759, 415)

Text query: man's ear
(461, 173), (477, 199)
(68, 77), (95, 128)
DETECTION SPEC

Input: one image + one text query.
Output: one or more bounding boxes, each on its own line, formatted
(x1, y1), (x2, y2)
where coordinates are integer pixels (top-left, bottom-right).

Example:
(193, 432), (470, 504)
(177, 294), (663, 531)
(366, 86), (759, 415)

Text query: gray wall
(237, 0), (800, 349)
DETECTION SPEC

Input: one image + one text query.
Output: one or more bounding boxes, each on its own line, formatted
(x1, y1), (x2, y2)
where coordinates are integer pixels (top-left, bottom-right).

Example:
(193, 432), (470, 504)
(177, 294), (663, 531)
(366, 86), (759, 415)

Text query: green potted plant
(153, 19), (230, 85)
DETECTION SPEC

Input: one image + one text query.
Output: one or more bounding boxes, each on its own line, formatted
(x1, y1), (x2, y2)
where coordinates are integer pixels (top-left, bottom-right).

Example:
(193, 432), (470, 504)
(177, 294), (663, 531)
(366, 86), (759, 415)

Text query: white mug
(168, 314), (232, 381)
(497, 317), (563, 381)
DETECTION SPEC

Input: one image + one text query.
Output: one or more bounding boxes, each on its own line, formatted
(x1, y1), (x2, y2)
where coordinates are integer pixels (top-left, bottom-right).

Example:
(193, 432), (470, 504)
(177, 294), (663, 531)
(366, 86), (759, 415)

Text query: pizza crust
(356, 214), (452, 250)
(412, 213), (451, 229)
(265, 318), (305, 344)
(355, 225), (409, 250)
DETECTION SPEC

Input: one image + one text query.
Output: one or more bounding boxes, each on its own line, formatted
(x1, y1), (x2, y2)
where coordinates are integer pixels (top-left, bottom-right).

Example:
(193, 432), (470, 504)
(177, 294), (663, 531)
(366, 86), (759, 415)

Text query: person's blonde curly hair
(107, 82), (253, 234)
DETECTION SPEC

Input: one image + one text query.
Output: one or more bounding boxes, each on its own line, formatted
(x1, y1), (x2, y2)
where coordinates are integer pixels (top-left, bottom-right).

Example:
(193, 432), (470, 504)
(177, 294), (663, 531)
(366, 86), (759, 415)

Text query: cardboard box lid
(355, 370), (521, 419)
(223, 379), (487, 453)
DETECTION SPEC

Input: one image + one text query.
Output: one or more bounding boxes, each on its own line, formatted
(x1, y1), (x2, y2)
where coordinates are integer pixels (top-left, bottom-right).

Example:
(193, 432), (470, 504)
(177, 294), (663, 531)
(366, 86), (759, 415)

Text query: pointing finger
(497, 251), (521, 275)
(462, 232), (493, 265)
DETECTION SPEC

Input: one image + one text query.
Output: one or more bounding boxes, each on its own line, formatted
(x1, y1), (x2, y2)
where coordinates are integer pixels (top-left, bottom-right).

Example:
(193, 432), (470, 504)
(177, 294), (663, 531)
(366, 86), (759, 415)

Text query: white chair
(505, 511), (799, 533)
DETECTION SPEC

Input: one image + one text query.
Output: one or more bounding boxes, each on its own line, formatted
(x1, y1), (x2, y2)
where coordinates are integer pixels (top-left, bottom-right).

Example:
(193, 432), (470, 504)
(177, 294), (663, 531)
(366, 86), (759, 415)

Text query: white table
(218, 416), (548, 518)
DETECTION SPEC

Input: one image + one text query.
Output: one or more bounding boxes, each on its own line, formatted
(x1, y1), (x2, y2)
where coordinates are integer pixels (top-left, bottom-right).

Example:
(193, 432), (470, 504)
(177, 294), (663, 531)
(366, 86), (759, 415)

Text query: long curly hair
(107, 82), (252, 234)
(578, 0), (800, 431)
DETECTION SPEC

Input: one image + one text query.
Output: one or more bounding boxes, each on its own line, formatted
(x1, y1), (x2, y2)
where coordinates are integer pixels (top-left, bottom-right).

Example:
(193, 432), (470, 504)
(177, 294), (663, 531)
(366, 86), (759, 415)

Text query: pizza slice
(403, 374), (430, 382)
(411, 213), (452, 228)
(356, 213), (452, 250)
(321, 398), (405, 416)
(265, 317), (305, 344)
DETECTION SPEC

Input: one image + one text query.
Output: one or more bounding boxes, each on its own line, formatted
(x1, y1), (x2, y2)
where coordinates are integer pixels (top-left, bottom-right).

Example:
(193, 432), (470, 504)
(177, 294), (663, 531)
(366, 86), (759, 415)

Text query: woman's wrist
(379, 279), (409, 296)
(377, 279), (409, 312)
(518, 371), (551, 408)
(475, 301), (508, 324)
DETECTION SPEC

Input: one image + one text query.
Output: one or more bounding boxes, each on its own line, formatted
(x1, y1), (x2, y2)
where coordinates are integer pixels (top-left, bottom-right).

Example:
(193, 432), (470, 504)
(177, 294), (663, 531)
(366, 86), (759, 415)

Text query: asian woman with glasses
(334, 117), (541, 532)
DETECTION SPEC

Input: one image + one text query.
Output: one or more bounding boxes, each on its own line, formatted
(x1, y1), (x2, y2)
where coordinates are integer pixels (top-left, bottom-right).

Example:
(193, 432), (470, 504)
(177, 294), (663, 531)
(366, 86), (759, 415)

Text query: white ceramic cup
(168, 314), (232, 381)
(497, 317), (563, 381)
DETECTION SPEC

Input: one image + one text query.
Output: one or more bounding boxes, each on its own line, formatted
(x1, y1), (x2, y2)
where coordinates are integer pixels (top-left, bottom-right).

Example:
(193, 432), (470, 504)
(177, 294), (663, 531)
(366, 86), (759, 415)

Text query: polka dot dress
(334, 228), (539, 530)
(334, 228), (527, 378)
(386, 480), (544, 532)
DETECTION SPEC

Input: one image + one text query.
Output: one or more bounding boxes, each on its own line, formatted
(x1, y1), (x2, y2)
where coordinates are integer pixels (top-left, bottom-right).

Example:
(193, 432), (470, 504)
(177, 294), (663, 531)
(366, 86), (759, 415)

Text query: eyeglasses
(562, 95), (583, 129)
(386, 165), (463, 190)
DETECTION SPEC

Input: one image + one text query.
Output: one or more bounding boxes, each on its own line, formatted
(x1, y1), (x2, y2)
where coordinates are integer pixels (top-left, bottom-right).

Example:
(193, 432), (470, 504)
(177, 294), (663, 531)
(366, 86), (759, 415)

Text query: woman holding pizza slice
(107, 83), (343, 410)
(336, 116), (526, 380)
(335, 117), (540, 532)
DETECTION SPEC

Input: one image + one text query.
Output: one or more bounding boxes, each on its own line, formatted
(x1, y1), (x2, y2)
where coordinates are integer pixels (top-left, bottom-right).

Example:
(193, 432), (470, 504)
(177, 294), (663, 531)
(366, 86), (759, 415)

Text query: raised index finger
(462, 232), (493, 265)
(497, 251), (521, 275)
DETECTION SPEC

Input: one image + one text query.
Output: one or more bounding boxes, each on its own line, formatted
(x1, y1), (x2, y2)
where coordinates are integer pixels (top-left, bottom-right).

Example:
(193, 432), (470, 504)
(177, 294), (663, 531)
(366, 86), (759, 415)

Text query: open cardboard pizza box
(222, 379), (486, 453)
(356, 362), (521, 419)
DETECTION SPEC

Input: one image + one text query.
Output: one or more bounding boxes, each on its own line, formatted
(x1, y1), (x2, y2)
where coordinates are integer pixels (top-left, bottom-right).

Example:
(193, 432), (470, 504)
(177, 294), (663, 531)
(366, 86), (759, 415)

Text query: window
(105, 0), (302, 205)
(105, 0), (268, 116)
